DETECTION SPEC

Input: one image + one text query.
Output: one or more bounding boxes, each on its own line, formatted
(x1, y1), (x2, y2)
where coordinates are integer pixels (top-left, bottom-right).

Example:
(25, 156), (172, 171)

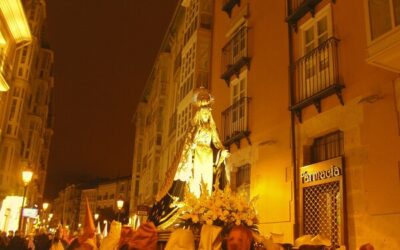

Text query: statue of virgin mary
(148, 88), (230, 228)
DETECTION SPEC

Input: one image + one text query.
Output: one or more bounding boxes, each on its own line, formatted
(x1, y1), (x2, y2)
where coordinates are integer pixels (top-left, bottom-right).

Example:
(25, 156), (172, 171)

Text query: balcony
(290, 37), (344, 122)
(286, 0), (334, 29)
(222, 0), (240, 17)
(221, 97), (251, 148)
(367, 28), (400, 72)
(221, 26), (251, 85)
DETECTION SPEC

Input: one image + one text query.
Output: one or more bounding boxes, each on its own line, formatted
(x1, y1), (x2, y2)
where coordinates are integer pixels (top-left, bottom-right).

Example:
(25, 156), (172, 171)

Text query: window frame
(364, 0), (400, 43)
(235, 163), (251, 200)
(300, 4), (333, 57)
(299, 5), (334, 97)
(230, 70), (248, 128)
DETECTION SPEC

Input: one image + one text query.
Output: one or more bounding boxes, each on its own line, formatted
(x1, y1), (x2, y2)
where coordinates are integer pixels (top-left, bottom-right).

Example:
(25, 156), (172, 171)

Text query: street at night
(0, 0), (399, 250)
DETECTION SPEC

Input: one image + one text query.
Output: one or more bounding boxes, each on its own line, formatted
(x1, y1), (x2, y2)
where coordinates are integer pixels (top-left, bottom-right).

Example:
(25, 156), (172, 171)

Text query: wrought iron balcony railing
(222, 0), (240, 17)
(221, 25), (251, 85)
(290, 37), (344, 122)
(221, 97), (251, 148)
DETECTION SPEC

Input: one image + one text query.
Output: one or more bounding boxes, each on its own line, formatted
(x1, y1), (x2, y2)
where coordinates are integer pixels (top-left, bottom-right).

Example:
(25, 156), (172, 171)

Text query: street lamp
(19, 169), (33, 231)
(116, 198), (124, 222)
(94, 213), (99, 221)
(42, 202), (49, 228)
(42, 202), (49, 211)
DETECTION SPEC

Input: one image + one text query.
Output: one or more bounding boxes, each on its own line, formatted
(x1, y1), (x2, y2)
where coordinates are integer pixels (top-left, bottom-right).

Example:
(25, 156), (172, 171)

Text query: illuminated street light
(19, 169), (33, 231)
(22, 170), (33, 186)
(42, 202), (49, 211)
(42, 202), (49, 229)
(116, 198), (124, 222)
(94, 213), (99, 221)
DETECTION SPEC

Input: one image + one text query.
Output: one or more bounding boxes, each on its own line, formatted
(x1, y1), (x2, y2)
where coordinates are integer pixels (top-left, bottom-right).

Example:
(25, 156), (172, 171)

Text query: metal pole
(18, 185), (27, 231)
(118, 210), (120, 222)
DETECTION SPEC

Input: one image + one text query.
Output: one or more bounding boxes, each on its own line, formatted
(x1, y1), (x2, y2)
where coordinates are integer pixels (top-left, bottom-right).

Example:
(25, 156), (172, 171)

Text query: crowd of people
(0, 221), (158, 250)
(0, 227), (67, 250)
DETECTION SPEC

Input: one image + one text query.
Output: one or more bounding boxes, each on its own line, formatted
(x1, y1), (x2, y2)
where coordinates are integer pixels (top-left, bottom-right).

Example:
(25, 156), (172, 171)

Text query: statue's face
(200, 108), (210, 123)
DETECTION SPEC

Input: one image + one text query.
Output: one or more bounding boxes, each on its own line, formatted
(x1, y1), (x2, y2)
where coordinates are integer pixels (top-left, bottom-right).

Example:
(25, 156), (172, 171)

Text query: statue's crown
(193, 87), (213, 108)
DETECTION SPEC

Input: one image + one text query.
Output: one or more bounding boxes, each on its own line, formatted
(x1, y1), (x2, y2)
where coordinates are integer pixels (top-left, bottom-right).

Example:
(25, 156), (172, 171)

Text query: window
(300, 6), (333, 97)
(368, 0), (400, 40)
(311, 131), (344, 163)
(221, 22), (250, 83)
(232, 23), (247, 64)
(235, 164), (251, 200)
(177, 104), (193, 140)
(183, 0), (199, 44)
(236, 164), (250, 188)
(180, 42), (196, 101)
(222, 22), (249, 72)
(230, 71), (247, 130)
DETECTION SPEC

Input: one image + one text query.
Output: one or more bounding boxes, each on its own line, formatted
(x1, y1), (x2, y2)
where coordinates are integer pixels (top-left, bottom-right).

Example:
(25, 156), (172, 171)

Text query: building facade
(211, 0), (293, 243)
(130, 0), (213, 215)
(131, 0), (400, 249)
(96, 176), (130, 212)
(285, 0), (400, 249)
(0, 0), (54, 233)
(0, 0), (54, 211)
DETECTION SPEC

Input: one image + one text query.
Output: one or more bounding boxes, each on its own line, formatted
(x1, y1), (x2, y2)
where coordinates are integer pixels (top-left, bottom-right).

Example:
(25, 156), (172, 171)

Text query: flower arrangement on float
(173, 181), (259, 231)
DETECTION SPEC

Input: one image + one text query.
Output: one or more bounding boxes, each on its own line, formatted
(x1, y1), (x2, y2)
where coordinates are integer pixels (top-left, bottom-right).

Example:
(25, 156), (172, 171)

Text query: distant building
(96, 176), (130, 211)
(78, 187), (97, 227)
(51, 176), (131, 230)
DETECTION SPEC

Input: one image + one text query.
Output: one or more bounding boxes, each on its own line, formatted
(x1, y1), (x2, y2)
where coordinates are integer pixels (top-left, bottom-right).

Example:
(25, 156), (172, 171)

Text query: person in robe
(99, 221), (121, 250)
(67, 198), (97, 250)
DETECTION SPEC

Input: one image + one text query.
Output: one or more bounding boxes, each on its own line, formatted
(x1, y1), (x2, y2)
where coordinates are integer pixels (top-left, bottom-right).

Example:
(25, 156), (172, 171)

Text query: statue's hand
(221, 149), (230, 159)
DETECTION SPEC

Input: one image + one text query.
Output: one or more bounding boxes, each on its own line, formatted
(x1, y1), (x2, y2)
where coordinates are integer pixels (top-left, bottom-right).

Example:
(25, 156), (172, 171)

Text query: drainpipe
(287, 23), (299, 239)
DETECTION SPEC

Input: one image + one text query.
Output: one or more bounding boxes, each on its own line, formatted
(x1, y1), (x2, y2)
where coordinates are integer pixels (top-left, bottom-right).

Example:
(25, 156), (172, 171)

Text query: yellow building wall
(209, 0), (400, 247)
(292, 0), (400, 249)
(211, 0), (294, 243)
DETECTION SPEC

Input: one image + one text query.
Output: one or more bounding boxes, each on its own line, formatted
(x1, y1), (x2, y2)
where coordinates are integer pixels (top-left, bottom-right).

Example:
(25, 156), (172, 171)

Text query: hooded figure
(102, 221), (108, 238)
(99, 221), (121, 250)
(67, 197), (97, 250)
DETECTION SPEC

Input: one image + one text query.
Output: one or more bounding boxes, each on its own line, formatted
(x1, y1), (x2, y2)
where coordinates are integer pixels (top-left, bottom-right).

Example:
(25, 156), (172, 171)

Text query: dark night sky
(45, 0), (179, 199)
